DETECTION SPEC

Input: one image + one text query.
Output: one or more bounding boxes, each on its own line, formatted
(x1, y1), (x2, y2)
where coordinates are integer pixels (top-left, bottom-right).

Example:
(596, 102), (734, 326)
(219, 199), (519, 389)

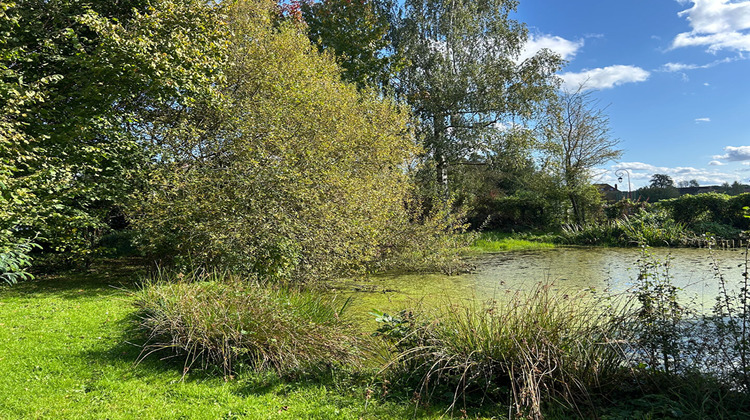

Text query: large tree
(132, 0), (422, 281)
(637, 174), (679, 202)
(545, 88), (622, 225)
(392, 0), (561, 197)
(301, 0), (393, 90)
(0, 0), (225, 266)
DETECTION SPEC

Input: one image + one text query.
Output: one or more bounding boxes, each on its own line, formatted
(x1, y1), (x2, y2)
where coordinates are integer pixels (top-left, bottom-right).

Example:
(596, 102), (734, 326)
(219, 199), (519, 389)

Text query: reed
(134, 269), (361, 377)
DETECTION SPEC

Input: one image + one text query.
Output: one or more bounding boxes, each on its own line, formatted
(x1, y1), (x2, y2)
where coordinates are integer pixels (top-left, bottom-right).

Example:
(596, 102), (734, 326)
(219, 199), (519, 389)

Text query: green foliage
(0, 238), (38, 284)
(559, 208), (690, 247)
(1, 0), (226, 268)
(363, 197), (474, 274)
(655, 192), (750, 236)
(620, 209), (690, 247)
(697, 247), (750, 391)
(394, 0), (561, 200)
(632, 249), (686, 373)
(472, 231), (555, 252)
(376, 284), (632, 418)
(649, 174), (674, 189)
(469, 181), (567, 231)
(635, 186), (680, 202)
(604, 198), (646, 220)
(544, 88), (622, 225)
(135, 269), (361, 376)
(131, 0), (450, 280)
(635, 175), (680, 203)
(301, 0), (393, 90)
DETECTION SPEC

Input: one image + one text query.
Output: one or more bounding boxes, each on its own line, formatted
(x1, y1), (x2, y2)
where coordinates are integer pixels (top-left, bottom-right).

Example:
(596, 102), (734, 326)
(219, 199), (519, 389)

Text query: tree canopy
(545, 87), (622, 224)
(392, 0), (561, 193)
(131, 0), (427, 281)
(0, 0), (226, 268)
(301, 0), (393, 90)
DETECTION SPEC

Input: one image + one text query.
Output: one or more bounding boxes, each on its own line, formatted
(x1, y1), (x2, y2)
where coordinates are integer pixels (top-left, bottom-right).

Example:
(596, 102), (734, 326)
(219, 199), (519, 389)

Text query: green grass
(0, 261), (442, 419)
(4, 258), (749, 419)
(471, 232), (556, 252)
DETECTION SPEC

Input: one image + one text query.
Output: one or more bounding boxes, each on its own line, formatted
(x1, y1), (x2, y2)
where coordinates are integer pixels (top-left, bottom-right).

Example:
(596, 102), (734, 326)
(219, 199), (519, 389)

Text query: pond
(337, 246), (750, 323)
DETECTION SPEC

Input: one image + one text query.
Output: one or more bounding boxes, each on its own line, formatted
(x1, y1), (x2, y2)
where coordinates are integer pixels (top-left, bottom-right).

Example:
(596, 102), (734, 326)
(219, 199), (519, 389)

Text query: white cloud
(678, 0), (750, 34)
(613, 162), (665, 172)
(561, 65), (650, 90)
(660, 56), (737, 71)
(608, 161), (738, 187)
(695, 117), (711, 122)
(714, 145), (750, 161)
(673, 0), (750, 52)
(673, 31), (750, 51)
(518, 34), (584, 63)
(709, 160), (725, 165)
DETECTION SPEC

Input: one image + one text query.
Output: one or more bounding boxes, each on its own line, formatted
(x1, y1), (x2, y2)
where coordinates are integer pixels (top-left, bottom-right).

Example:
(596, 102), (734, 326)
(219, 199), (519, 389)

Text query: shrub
(131, 0), (421, 281)
(0, 239), (37, 285)
(630, 249), (687, 374)
(374, 200), (474, 275)
(559, 221), (625, 246)
(619, 209), (690, 246)
(134, 270), (361, 376)
(559, 208), (691, 247)
(376, 284), (632, 418)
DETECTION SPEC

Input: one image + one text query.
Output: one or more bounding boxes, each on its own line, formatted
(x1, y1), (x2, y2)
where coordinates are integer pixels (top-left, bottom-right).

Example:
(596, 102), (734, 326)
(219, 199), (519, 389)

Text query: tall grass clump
(559, 209), (691, 247)
(375, 284), (633, 418)
(134, 269), (361, 376)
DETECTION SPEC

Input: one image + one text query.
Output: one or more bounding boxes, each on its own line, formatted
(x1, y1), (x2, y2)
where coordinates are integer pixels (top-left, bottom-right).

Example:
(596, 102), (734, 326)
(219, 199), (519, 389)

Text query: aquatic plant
(375, 283), (632, 418)
(134, 269), (361, 376)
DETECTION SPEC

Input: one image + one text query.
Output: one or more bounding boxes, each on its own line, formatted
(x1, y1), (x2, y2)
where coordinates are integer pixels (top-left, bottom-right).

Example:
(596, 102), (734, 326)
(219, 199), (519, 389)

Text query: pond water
(338, 247), (750, 323)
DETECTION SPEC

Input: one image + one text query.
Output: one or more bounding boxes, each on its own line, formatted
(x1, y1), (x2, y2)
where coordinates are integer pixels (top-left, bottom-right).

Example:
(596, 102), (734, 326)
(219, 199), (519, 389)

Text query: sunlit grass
(471, 231), (556, 252)
(0, 263), (441, 419)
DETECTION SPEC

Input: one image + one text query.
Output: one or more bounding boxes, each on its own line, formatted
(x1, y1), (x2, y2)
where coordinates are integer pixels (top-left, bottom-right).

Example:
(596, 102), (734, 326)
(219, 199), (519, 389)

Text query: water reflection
(342, 247), (750, 323)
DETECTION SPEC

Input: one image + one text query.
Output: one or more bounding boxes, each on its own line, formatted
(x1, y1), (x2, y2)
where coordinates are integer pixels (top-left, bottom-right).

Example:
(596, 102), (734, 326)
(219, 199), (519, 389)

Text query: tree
(1, 0), (226, 266)
(301, 0), (393, 90)
(636, 174), (679, 202)
(650, 174), (675, 189)
(677, 179), (700, 188)
(132, 0), (422, 281)
(392, 0), (562, 197)
(0, 0), (48, 281)
(729, 181), (746, 196)
(545, 87), (622, 225)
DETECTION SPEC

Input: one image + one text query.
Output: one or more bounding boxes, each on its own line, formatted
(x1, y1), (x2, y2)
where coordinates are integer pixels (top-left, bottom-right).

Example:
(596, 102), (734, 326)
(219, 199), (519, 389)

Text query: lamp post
(615, 169), (631, 200)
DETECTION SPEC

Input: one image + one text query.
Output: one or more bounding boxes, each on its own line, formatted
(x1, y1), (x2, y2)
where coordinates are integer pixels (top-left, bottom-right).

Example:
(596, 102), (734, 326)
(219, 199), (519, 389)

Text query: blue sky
(513, 0), (750, 190)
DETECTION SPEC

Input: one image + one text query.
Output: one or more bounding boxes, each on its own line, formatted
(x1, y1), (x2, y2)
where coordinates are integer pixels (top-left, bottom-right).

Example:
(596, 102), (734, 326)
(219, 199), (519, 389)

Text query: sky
(513, 0), (750, 190)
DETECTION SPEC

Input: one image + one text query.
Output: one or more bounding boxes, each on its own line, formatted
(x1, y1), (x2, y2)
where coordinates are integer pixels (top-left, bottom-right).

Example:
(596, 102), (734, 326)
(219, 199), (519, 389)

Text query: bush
(376, 284), (632, 418)
(373, 200), (474, 275)
(559, 208), (691, 247)
(619, 209), (690, 246)
(134, 270), (362, 376)
(131, 0), (421, 281)
(0, 239), (37, 285)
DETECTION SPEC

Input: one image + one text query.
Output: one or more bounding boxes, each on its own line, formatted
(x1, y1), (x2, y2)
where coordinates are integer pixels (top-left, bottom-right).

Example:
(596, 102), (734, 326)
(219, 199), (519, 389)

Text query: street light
(615, 169), (631, 200)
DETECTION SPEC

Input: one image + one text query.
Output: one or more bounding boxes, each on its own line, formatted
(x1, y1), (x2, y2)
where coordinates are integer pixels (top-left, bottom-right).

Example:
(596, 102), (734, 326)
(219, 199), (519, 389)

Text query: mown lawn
(0, 261), (442, 420)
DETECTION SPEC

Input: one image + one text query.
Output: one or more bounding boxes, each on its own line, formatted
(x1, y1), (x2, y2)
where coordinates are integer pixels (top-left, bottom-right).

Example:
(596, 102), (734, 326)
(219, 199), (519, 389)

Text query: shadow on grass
(80, 310), (460, 418)
(1, 258), (147, 301)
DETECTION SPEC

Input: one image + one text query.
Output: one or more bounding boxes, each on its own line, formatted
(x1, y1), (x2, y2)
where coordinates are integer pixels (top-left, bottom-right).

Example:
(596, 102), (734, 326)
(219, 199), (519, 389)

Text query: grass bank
(4, 255), (750, 419)
(0, 262), (438, 420)
(471, 231), (556, 253)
